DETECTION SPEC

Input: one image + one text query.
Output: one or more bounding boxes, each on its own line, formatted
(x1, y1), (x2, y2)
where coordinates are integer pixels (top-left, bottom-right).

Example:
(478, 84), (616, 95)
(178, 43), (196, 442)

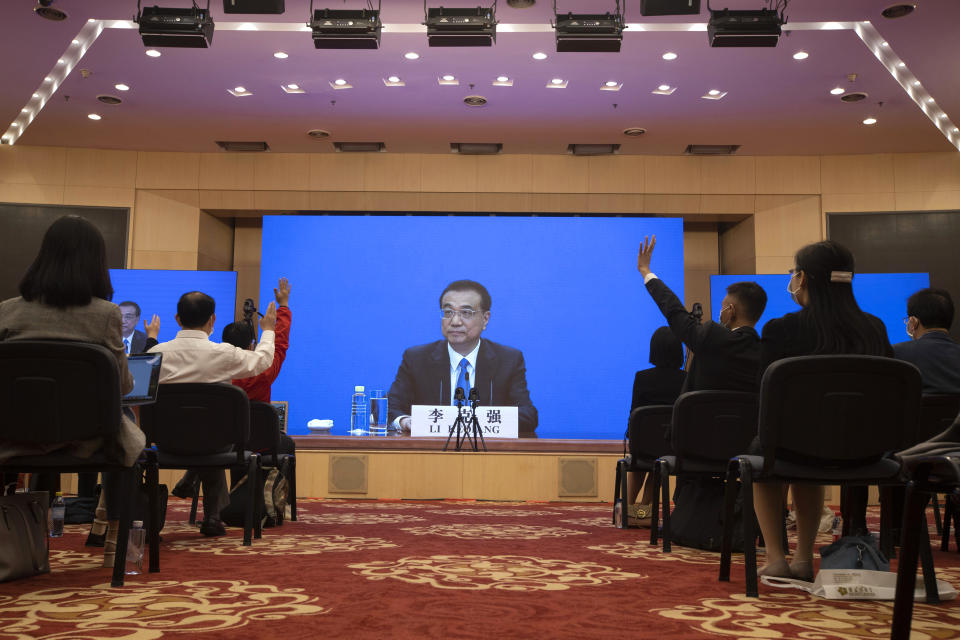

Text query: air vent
(568, 144), (620, 156)
(840, 91), (868, 103)
(35, 6), (68, 20)
(97, 95), (123, 105)
(215, 141), (270, 152)
(881, 3), (916, 18)
(307, 129), (331, 139)
(463, 95), (488, 107)
(684, 144), (740, 155)
(451, 142), (502, 155)
(622, 127), (646, 137)
(334, 141), (385, 152)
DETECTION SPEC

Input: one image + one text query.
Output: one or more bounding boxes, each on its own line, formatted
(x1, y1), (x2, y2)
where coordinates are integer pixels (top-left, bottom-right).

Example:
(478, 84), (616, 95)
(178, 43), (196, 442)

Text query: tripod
(443, 387), (468, 451)
(442, 387), (488, 452)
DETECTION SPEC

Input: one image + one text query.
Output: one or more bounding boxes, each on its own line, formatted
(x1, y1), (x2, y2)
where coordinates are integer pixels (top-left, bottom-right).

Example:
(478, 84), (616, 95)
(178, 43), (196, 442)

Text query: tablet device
(123, 353), (163, 406)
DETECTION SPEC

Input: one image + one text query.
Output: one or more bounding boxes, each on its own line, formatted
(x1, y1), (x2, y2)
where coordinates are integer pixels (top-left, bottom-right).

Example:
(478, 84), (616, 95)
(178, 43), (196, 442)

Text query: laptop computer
(123, 353), (163, 406)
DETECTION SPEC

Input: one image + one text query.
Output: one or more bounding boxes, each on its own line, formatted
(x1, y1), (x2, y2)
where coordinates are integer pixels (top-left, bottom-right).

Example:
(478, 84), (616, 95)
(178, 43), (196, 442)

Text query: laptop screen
(124, 353), (163, 405)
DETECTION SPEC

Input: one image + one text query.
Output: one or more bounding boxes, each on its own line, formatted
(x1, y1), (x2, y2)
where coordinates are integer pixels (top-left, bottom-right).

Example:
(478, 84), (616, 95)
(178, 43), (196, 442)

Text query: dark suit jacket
(388, 339), (538, 435)
(760, 310), (894, 377)
(645, 277), (761, 393)
(631, 367), (686, 413)
(129, 329), (148, 355)
(893, 332), (960, 395)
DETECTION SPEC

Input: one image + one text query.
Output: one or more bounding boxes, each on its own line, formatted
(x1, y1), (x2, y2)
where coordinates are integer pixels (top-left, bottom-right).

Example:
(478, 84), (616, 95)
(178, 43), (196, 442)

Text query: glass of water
(369, 390), (388, 435)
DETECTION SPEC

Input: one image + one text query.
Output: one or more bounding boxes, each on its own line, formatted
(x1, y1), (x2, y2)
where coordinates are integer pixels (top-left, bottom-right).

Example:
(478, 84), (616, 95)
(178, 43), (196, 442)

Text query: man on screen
(388, 280), (538, 436)
(119, 301), (148, 355)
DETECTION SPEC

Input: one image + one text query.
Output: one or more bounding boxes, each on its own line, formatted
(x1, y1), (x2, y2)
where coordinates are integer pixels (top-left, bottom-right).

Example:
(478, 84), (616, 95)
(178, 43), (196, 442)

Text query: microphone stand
(468, 387), (487, 452)
(442, 387), (467, 451)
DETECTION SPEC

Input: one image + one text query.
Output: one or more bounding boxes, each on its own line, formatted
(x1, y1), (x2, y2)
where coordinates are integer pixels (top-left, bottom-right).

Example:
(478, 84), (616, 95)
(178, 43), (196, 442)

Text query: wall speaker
(558, 457), (597, 497)
(328, 454), (368, 494)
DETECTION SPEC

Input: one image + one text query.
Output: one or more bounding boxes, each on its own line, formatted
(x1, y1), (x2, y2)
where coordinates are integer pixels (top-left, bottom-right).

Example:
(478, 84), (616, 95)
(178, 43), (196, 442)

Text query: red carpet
(2, 499), (960, 639)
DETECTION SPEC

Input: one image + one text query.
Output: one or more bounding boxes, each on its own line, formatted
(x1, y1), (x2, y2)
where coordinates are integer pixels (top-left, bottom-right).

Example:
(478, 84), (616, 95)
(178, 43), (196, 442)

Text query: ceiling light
(701, 89), (727, 100)
(387, 76), (400, 83)
(87, 113), (101, 121)
(897, 62), (906, 67)
(547, 78), (568, 89)
(137, 4), (214, 48)
(115, 83), (130, 91)
(57, 59), (65, 64)
(605, 81), (619, 87)
(32, 93), (40, 98)
(708, 89), (720, 96)
(274, 51), (288, 59)
(792, 50), (808, 60)
(404, 51), (420, 60)
(601, 81), (622, 92)
(708, 8), (783, 47)
(44, 77), (52, 83)
(234, 86), (246, 93)
(425, 6), (497, 47)
(21, 108), (28, 113)
(281, 83), (305, 94)
(496, 75), (509, 83)
(286, 84), (299, 90)
(662, 51), (678, 60)
(443, 74), (456, 81)
(551, 78), (564, 85)
(554, 9), (624, 52)
(532, 51), (547, 60)
(438, 75), (460, 85)
(830, 87), (844, 95)
(658, 84), (671, 91)
(912, 80), (920, 86)
(926, 97), (934, 103)
(881, 41), (889, 47)
(72, 39), (79, 45)
(334, 79), (347, 86)
(228, 87), (252, 96)
(145, 49), (161, 57)
(652, 84), (676, 95)
(330, 79), (353, 90)
(492, 76), (513, 87)
(310, 8), (382, 49)
(863, 117), (877, 125)
(383, 76), (405, 87)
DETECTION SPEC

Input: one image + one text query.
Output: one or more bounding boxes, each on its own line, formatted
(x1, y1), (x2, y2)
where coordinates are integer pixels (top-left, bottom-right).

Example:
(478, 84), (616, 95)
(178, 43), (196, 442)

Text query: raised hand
(143, 314), (160, 340)
(274, 277), (291, 307)
(260, 301), (277, 332)
(637, 235), (657, 277)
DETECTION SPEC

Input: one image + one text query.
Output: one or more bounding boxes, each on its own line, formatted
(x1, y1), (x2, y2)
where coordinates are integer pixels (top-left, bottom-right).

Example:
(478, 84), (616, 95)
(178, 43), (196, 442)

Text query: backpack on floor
(669, 476), (745, 552)
(221, 470), (288, 529)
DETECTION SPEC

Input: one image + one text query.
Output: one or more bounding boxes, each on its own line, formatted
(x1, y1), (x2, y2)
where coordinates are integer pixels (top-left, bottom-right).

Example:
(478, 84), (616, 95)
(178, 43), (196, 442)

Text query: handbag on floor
(761, 570), (958, 601)
(819, 534), (890, 571)
(0, 491), (50, 583)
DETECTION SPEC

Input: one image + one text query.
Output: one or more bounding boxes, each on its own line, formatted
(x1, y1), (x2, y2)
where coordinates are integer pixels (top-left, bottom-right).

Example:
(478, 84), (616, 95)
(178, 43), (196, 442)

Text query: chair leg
(110, 465), (137, 588)
(254, 464), (264, 540)
(288, 456), (297, 522)
(738, 460), (759, 598)
(942, 497), (953, 552)
(189, 484), (200, 526)
(918, 502), (940, 605)
(932, 494), (942, 536)
(242, 456), (257, 546)
(145, 459), (160, 573)
(660, 462), (672, 553)
(891, 483), (927, 640)
(650, 461), (661, 546)
(879, 485), (896, 560)
(613, 459), (623, 527)
(719, 461), (740, 583)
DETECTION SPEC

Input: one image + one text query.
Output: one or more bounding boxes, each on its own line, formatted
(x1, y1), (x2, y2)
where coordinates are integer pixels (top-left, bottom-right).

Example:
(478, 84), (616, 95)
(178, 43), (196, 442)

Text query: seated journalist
(388, 279), (538, 436)
(894, 287), (960, 395)
(149, 291), (277, 536)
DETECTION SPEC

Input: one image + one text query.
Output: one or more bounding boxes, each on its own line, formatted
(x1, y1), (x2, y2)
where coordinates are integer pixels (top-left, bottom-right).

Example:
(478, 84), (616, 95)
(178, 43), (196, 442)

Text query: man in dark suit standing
(388, 280), (538, 436)
(636, 236), (767, 393)
(894, 288), (960, 395)
(119, 301), (148, 355)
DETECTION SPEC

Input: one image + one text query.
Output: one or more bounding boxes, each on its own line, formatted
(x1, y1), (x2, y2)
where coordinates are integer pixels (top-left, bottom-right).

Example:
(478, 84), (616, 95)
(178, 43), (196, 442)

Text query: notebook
(123, 353), (163, 406)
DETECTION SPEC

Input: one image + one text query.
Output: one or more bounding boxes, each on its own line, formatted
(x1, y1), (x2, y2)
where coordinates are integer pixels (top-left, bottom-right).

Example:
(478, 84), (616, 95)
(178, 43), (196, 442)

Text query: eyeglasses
(120, 314), (139, 321)
(441, 308), (479, 321)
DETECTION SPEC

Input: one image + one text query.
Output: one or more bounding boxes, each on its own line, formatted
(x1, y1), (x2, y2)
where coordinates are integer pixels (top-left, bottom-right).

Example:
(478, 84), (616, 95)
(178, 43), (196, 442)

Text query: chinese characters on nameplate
(410, 405), (519, 439)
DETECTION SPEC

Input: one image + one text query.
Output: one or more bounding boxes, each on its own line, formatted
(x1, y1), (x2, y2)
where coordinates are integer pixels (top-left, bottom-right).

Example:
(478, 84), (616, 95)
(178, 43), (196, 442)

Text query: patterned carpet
(3, 499), (960, 639)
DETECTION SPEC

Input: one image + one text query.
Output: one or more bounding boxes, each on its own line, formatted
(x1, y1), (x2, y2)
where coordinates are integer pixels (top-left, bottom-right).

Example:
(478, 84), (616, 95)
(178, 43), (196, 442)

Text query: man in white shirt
(149, 291), (277, 536)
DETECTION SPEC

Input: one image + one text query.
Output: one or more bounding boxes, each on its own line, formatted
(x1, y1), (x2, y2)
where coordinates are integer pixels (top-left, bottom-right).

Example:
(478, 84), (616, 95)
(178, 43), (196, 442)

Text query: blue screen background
(109, 269), (238, 344)
(260, 215), (685, 439)
(709, 273), (930, 342)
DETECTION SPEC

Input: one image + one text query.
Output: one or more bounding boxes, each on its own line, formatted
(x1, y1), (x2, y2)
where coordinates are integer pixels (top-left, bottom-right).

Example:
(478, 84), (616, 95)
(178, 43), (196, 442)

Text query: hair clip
(830, 271), (853, 283)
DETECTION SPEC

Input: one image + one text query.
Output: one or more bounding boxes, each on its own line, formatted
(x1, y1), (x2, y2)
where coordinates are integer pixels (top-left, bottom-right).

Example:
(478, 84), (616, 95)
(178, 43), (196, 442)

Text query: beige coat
(0, 296), (146, 466)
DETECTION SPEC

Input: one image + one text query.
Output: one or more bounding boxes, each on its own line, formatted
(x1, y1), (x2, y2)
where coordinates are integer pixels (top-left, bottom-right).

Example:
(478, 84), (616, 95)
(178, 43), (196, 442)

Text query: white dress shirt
(149, 329), (276, 384)
(448, 339), (481, 401)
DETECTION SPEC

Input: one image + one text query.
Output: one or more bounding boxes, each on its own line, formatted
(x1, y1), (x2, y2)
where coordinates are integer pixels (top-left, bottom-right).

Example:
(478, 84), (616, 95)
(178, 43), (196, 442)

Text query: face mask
(718, 305), (732, 327)
(905, 317), (917, 339)
(787, 272), (801, 303)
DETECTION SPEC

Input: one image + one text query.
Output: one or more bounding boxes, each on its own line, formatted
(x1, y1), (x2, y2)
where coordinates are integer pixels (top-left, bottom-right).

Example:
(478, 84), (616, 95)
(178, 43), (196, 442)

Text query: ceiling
(2, 0), (958, 155)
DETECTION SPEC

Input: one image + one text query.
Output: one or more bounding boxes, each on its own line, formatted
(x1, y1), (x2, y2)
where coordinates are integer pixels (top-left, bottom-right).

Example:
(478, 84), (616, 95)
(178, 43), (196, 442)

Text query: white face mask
(787, 271), (801, 303)
(718, 305), (732, 327)
(905, 317), (917, 339)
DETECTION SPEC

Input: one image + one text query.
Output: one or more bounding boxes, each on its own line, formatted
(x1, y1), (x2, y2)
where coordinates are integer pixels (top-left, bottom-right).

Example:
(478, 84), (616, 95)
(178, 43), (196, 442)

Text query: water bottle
(126, 520), (145, 575)
(351, 385), (367, 433)
(831, 511), (842, 542)
(50, 492), (65, 538)
(369, 389), (388, 435)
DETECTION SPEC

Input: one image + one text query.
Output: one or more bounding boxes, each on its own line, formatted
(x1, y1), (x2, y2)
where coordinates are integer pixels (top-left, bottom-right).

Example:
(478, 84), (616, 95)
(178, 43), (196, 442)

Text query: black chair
(719, 355), (921, 598)
(248, 401), (297, 524)
(139, 383), (260, 546)
(650, 391), (760, 552)
(0, 340), (156, 587)
(612, 405), (674, 530)
(890, 452), (960, 640)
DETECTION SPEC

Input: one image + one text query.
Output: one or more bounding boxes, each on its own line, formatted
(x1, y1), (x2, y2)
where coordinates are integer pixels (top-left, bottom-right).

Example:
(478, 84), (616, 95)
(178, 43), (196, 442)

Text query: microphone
(454, 386), (465, 403)
(242, 298), (265, 319)
(469, 387), (479, 402)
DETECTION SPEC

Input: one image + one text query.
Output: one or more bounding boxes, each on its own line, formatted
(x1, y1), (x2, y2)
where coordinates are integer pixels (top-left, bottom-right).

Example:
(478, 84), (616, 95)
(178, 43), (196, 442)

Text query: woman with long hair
(0, 215), (146, 567)
(754, 240), (892, 580)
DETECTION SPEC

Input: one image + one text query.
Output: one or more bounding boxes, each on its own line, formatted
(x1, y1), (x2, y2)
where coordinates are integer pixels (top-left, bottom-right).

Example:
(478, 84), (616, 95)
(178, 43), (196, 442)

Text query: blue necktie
(453, 358), (470, 405)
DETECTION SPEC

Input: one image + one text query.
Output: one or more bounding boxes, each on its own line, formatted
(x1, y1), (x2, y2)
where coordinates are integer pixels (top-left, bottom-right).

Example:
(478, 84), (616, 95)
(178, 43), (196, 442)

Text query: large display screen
(260, 215), (685, 439)
(709, 272), (930, 342)
(109, 269), (238, 344)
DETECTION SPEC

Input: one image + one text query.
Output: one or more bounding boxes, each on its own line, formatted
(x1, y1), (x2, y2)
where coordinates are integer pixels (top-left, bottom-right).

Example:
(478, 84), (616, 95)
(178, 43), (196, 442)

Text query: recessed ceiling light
(57, 59), (64, 64)
(492, 76), (513, 87)
(87, 113), (101, 121)
(863, 117), (877, 125)
(938, 113), (947, 119)
(145, 49), (161, 58)
(404, 52), (420, 60)
(234, 86), (246, 93)
(532, 52), (547, 60)
(953, 127), (960, 133)
(881, 41), (889, 47)
(44, 77), (52, 82)
(334, 79), (347, 86)
(830, 87), (844, 95)
(546, 78), (568, 89)
(20, 108), (29, 113)
(708, 89), (720, 96)
(443, 74), (456, 81)
(32, 93), (39, 98)
(286, 83), (299, 90)
(496, 75), (509, 83)
(439, 75), (460, 86)
(605, 81), (619, 87)
(702, 89), (727, 100)
(658, 84), (671, 91)
(897, 62), (906, 67)
(793, 51), (809, 60)
(281, 83), (305, 94)
(71, 39), (79, 44)
(274, 51), (288, 59)
(662, 52), (678, 60)
(551, 78), (564, 85)
(387, 75), (400, 83)
(114, 83), (130, 91)
(926, 97), (935, 103)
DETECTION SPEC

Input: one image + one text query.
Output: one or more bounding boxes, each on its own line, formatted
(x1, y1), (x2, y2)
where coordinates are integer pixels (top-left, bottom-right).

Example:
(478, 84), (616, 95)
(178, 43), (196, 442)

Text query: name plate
(410, 405), (519, 439)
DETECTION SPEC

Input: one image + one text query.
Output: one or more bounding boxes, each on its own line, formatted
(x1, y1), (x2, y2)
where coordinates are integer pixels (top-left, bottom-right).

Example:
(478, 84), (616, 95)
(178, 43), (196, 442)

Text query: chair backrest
(139, 383), (249, 457)
(0, 340), (120, 444)
(671, 390), (759, 463)
(248, 401), (281, 454)
(758, 355), (922, 471)
(627, 405), (675, 461)
(917, 395), (960, 443)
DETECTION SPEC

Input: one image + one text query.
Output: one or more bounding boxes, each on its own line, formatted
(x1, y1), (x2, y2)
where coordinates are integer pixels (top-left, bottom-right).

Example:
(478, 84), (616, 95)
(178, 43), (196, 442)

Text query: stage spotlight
(138, 2), (215, 48)
(639, 0), (699, 16)
(425, 3), (497, 47)
(708, 7), (783, 47)
(223, 0), (284, 13)
(310, 1), (382, 49)
(554, 4), (624, 53)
